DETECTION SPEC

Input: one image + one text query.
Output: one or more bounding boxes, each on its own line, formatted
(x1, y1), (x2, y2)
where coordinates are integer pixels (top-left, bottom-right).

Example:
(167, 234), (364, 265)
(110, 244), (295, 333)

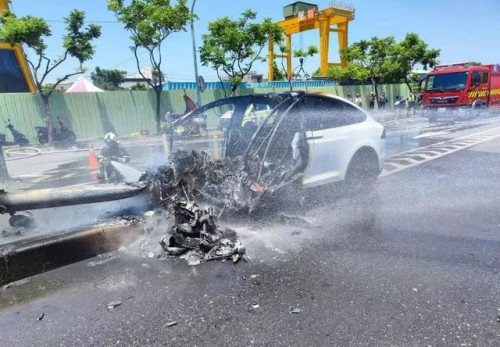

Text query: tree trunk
(372, 79), (380, 109)
(405, 79), (413, 93)
(231, 84), (237, 97)
(155, 88), (162, 135)
(41, 94), (53, 144)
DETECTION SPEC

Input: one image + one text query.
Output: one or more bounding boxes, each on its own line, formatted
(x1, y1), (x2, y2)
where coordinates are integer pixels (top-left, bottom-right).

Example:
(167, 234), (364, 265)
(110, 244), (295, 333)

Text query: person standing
(379, 93), (387, 110)
(368, 92), (376, 110)
(354, 94), (363, 108)
(407, 92), (416, 117)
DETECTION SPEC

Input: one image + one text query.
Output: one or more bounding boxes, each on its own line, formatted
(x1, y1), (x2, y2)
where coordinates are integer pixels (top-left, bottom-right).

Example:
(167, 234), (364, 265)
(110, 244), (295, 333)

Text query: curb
(0, 222), (144, 286)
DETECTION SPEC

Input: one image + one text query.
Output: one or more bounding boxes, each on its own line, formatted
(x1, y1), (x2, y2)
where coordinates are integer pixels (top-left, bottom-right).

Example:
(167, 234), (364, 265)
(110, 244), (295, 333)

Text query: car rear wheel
(344, 148), (380, 195)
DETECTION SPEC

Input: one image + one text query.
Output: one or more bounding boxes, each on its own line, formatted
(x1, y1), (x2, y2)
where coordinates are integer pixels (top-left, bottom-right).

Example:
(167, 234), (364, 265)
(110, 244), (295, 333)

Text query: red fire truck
(422, 62), (500, 121)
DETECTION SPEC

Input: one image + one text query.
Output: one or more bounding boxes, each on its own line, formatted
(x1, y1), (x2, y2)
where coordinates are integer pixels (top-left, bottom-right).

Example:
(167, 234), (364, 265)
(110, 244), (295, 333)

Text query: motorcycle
(35, 118), (77, 148)
(6, 120), (29, 147)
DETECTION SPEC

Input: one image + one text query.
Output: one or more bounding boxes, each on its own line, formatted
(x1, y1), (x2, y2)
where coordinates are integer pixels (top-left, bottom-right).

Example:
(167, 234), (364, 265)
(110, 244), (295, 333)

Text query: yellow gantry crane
(0, 0), (37, 92)
(268, 1), (355, 81)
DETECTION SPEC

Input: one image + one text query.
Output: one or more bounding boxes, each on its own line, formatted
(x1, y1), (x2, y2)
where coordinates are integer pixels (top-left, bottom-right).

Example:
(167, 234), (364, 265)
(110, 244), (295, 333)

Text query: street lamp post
(190, 0), (202, 107)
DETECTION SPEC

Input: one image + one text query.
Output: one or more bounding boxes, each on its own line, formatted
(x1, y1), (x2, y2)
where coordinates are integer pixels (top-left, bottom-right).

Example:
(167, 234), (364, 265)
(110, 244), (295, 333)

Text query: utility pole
(190, 0), (202, 107)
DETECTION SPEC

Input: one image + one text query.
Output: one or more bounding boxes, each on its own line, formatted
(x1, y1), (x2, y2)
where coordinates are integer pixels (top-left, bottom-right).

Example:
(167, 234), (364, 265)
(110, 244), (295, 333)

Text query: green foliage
(0, 14), (50, 53)
(391, 33), (440, 91)
(294, 45), (318, 59)
(41, 83), (57, 94)
(200, 9), (284, 94)
(91, 66), (126, 90)
(130, 83), (149, 91)
(0, 9), (101, 143)
(108, 0), (195, 133)
(63, 11), (102, 64)
(107, 0), (193, 90)
(0, 10), (101, 93)
(341, 36), (396, 85)
(272, 60), (285, 81)
(338, 34), (440, 97)
(108, 0), (193, 52)
(327, 63), (369, 83)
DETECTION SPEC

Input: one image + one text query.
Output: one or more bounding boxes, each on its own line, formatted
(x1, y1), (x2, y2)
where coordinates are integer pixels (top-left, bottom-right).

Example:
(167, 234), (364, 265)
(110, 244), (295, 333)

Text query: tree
(293, 45), (318, 78)
(340, 36), (397, 106)
(200, 9), (283, 96)
(391, 33), (440, 92)
(108, 0), (194, 134)
(0, 10), (101, 143)
(272, 60), (285, 81)
(276, 44), (318, 91)
(130, 83), (148, 91)
(91, 66), (126, 90)
(327, 63), (369, 83)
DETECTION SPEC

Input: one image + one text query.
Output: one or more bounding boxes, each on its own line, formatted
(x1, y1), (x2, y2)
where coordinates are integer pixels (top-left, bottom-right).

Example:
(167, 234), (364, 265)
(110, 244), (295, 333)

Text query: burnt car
(168, 92), (385, 201)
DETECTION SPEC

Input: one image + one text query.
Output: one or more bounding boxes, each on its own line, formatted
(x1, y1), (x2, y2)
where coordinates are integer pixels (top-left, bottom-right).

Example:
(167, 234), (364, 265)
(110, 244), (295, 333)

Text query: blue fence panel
(163, 81), (247, 91)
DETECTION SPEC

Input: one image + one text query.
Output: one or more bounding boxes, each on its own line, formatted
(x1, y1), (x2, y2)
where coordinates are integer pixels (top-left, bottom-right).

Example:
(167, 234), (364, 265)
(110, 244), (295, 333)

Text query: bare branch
(243, 45), (265, 75)
(46, 71), (83, 98)
(34, 52), (43, 71)
(40, 51), (69, 86)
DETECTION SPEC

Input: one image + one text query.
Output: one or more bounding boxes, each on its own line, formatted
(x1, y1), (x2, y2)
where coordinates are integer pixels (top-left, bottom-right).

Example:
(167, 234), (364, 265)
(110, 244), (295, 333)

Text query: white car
(172, 92), (385, 193)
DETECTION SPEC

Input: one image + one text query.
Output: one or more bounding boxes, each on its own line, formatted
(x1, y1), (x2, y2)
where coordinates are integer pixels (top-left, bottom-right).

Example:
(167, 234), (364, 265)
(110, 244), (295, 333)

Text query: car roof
(172, 92), (367, 126)
(301, 92), (369, 113)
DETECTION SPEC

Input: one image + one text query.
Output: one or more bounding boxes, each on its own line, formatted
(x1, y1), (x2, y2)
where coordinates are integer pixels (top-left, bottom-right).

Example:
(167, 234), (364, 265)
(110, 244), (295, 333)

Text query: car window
(172, 102), (233, 158)
(295, 95), (367, 131)
(243, 103), (272, 128)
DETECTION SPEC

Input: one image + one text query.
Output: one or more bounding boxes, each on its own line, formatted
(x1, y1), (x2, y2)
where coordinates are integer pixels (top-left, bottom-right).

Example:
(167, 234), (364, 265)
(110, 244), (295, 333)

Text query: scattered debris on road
(37, 313), (45, 321)
(166, 321), (178, 327)
(107, 300), (122, 310)
(157, 199), (247, 265)
(289, 306), (302, 314)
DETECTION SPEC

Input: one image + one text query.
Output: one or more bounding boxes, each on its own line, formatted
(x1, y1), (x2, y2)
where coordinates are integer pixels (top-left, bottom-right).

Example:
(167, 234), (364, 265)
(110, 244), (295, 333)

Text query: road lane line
(382, 126), (500, 177)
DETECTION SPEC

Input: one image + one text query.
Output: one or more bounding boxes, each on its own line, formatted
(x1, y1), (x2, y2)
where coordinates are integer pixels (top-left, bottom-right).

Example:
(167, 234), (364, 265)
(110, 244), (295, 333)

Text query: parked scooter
(35, 117), (77, 148)
(6, 120), (29, 147)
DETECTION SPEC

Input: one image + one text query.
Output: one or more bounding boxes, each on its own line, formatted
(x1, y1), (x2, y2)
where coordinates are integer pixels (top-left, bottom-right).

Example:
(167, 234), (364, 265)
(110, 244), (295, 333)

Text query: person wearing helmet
(100, 132), (129, 163)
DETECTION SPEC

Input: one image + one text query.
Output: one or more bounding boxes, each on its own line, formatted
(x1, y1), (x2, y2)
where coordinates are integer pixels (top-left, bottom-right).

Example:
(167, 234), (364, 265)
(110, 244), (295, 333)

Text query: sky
(10, 0), (500, 84)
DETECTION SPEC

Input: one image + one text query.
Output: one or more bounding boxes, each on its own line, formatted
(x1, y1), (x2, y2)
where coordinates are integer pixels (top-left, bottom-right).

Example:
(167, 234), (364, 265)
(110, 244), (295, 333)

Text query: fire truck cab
(422, 62), (500, 122)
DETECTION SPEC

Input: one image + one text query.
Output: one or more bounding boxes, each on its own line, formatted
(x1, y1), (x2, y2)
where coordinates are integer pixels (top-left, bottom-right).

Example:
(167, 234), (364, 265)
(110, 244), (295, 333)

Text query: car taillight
(381, 127), (386, 139)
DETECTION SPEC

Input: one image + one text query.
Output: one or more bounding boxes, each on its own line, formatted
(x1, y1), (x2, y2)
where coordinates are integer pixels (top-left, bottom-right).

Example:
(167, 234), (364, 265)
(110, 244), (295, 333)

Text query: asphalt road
(1, 123), (500, 345)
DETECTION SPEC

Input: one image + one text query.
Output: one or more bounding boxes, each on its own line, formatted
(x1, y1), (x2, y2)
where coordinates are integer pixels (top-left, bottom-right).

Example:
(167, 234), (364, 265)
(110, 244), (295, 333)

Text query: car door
(300, 95), (366, 188)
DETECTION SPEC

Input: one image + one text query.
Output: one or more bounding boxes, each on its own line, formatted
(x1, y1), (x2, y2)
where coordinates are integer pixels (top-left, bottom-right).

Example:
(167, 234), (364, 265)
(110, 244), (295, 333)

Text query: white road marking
(413, 131), (450, 139)
(381, 126), (500, 177)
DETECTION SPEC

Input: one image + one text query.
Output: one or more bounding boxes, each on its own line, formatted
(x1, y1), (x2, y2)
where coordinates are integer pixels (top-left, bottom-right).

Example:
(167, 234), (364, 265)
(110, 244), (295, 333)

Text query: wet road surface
(1, 123), (500, 345)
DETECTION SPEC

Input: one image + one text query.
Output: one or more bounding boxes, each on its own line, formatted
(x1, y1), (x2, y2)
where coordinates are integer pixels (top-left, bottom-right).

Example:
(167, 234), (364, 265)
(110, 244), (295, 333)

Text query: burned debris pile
(138, 147), (302, 263)
(158, 200), (246, 264)
(140, 150), (255, 263)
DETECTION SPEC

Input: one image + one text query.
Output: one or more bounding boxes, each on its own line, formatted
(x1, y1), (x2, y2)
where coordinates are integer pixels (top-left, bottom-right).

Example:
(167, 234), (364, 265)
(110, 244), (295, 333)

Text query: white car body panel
(301, 97), (385, 188)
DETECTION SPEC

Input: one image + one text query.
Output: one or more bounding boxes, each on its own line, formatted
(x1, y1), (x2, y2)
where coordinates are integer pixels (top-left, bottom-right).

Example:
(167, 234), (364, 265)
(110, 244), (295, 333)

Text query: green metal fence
(0, 84), (408, 143)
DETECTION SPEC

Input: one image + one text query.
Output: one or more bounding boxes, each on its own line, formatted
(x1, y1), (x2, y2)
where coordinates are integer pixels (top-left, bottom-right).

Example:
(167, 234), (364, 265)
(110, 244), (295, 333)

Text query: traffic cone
(89, 144), (100, 183)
